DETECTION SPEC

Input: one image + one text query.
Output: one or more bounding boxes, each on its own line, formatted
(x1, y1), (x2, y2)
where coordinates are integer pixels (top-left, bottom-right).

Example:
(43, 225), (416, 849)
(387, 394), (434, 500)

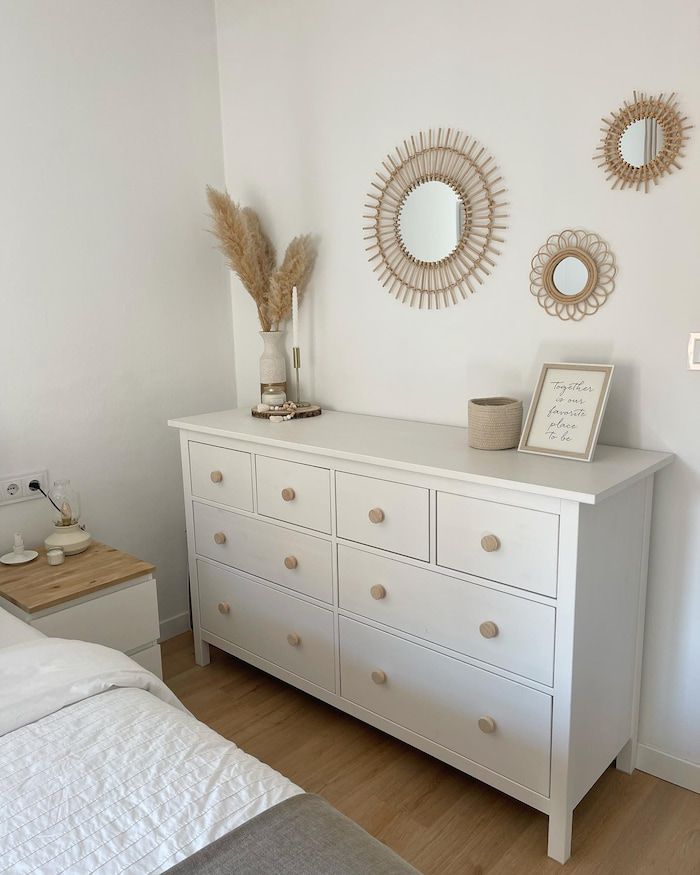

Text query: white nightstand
(0, 541), (162, 677)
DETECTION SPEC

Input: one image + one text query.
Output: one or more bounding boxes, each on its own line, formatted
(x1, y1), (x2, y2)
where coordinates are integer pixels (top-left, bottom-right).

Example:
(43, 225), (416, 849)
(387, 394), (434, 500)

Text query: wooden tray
(251, 404), (322, 420)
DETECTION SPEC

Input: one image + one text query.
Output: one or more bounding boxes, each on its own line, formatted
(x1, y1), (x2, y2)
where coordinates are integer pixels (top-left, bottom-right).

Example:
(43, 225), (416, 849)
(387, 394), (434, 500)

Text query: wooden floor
(162, 633), (700, 874)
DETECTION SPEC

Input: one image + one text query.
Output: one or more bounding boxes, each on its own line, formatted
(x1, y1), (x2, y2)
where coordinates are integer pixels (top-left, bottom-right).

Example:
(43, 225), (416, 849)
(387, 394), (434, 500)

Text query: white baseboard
(637, 744), (700, 794)
(159, 611), (190, 642)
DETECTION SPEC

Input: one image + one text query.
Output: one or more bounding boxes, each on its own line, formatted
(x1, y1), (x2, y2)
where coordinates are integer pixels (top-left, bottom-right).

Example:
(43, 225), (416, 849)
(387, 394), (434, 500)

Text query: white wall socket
(688, 333), (700, 370)
(0, 470), (49, 506)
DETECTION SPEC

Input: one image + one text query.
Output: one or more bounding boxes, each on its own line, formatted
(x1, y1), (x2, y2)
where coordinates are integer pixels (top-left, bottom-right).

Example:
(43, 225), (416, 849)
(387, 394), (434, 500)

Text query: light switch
(689, 333), (700, 370)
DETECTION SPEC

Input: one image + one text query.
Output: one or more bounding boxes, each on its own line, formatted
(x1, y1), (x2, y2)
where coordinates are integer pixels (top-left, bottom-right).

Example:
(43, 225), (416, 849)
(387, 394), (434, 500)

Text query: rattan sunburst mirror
(364, 129), (508, 309)
(594, 92), (691, 192)
(530, 229), (616, 321)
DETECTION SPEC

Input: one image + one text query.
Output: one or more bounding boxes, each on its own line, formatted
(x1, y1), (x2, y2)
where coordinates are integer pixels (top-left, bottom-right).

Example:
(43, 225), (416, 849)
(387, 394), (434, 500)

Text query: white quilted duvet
(0, 636), (302, 874)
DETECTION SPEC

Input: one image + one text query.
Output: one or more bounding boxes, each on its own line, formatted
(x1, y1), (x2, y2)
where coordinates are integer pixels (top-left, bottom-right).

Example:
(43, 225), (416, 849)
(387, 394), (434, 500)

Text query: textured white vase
(259, 331), (287, 397)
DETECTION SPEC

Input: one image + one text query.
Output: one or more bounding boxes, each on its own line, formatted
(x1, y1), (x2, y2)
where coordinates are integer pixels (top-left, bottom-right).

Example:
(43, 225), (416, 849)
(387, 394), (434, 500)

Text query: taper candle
(291, 286), (299, 349)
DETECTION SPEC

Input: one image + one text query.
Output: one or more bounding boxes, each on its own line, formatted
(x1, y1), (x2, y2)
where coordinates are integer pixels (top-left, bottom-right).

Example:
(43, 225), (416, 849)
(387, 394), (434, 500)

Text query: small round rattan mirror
(594, 91), (691, 192)
(364, 129), (508, 309)
(530, 229), (616, 321)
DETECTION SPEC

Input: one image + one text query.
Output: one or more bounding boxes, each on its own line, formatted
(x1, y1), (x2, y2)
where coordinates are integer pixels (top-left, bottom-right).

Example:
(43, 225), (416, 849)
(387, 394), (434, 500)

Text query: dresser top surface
(0, 541), (155, 613)
(169, 408), (672, 504)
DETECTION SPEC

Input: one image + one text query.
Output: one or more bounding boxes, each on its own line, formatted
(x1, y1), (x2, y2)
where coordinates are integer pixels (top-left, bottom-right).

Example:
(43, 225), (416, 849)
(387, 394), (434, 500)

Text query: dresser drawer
(338, 545), (555, 684)
(198, 561), (335, 691)
(194, 502), (332, 603)
(190, 441), (253, 512)
(335, 472), (429, 561)
(437, 492), (559, 597)
(256, 455), (331, 534)
(339, 617), (551, 795)
(32, 579), (160, 655)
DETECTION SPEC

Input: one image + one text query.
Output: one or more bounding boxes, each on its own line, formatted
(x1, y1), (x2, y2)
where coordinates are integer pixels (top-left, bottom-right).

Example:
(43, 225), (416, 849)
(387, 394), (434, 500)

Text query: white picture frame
(518, 363), (614, 462)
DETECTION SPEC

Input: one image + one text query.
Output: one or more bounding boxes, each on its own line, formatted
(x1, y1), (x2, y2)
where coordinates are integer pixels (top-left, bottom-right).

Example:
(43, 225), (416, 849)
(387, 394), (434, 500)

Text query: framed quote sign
(518, 363), (614, 462)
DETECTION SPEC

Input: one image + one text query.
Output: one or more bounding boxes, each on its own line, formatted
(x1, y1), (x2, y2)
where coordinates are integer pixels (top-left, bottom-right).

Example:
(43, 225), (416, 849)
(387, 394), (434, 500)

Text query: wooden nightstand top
(0, 541), (155, 613)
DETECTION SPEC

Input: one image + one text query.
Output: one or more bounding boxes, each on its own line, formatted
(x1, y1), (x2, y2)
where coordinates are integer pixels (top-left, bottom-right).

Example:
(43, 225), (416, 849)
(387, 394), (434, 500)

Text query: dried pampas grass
(206, 187), (276, 330)
(206, 186), (315, 332)
(268, 235), (316, 328)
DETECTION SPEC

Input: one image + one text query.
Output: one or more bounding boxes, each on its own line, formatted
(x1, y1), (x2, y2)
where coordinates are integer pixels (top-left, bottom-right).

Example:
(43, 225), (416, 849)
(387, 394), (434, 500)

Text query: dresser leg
(547, 808), (573, 864)
(615, 737), (636, 773)
(194, 634), (210, 666)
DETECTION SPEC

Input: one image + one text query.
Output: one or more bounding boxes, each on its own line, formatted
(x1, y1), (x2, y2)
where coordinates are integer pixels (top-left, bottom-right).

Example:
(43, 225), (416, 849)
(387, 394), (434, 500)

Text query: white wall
(0, 0), (235, 637)
(215, 0), (700, 784)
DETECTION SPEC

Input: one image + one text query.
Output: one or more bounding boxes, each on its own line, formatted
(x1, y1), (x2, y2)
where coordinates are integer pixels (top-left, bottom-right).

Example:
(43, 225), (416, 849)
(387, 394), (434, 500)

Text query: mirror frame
(594, 91), (691, 193)
(530, 229), (616, 321)
(364, 129), (508, 309)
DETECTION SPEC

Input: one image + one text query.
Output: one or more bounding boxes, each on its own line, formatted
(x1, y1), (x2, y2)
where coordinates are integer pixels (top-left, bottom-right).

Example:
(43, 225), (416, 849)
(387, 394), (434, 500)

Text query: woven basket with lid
(468, 397), (523, 450)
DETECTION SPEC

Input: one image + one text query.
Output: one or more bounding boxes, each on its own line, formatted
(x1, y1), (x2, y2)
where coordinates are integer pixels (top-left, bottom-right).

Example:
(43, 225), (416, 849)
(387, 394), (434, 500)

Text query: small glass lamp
(44, 479), (92, 555)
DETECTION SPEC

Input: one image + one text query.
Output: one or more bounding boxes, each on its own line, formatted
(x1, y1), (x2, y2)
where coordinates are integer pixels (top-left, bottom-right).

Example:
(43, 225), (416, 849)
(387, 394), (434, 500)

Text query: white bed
(0, 606), (302, 874)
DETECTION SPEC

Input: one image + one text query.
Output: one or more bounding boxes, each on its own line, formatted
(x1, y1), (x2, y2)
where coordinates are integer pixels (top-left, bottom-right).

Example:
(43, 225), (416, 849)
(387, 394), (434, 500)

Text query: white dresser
(169, 408), (671, 862)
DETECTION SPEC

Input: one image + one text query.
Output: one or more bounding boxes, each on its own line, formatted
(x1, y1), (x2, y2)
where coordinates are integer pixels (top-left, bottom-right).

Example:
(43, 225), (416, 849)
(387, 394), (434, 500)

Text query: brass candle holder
(292, 346), (310, 408)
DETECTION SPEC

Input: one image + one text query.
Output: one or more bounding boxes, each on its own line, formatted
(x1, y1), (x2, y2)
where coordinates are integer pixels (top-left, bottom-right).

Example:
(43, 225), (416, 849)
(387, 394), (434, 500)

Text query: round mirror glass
(398, 181), (463, 262)
(619, 117), (665, 168)
(552, 256), (589, 297)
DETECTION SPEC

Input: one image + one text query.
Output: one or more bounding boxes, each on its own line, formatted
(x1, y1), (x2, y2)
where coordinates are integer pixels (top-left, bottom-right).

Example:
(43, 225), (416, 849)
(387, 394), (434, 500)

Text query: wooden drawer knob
(480, 534), (501, 553)
(217, 602), (230, 615)
(370, 584), (387, 600)
(479, 621), (499, 639)
(287, 633), (301, 647)
(371, 669), (387, 685)
(478, 716), (497, 734)
(281, 487), (296, 502)
(368, 507), (385, 524)
(284, 555), (298, 570)
(210, 470), (223, 483)
(213, 531), (227, 545)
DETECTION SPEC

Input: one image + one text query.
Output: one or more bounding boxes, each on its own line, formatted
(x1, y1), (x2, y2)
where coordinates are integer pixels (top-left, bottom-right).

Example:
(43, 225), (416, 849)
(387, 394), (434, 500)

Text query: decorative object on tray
(206, 186), (316, 400)
(468, 398), (523, 450)
(260, 384), (287, 407)
(519, 363), (614, 462)
(530, 229), (616, 321)
(38, 478), (92, 555)
(364, 128), (508, 310)
(594, 91), (691, 192)
(0, 533), (38, 566)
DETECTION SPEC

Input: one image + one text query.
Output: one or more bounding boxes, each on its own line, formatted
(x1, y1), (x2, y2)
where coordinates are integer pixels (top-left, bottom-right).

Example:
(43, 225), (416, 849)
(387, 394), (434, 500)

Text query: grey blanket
(165, 793), (420, 874)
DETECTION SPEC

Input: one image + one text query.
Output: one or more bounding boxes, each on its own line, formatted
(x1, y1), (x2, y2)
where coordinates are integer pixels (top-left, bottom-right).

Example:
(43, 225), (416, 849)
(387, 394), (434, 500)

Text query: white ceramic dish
(0, 550), (39, 565)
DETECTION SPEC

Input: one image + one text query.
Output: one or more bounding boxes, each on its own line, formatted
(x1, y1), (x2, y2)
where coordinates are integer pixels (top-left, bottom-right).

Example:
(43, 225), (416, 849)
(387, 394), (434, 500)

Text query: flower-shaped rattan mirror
(530, 229), (616, 321)
(594, 92), (691, 192)
(364, 129), (508, 309)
